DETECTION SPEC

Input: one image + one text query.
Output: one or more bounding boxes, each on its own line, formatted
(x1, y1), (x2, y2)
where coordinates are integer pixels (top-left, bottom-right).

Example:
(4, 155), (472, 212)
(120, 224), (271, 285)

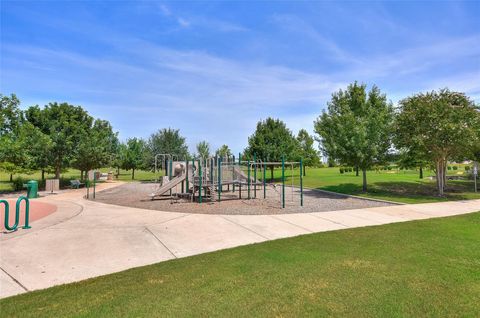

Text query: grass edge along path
(1, 212), (479, 317)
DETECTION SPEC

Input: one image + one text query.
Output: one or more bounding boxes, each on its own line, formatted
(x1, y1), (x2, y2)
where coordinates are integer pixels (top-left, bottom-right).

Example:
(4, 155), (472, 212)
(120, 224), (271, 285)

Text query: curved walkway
(1, 181), (479, 298)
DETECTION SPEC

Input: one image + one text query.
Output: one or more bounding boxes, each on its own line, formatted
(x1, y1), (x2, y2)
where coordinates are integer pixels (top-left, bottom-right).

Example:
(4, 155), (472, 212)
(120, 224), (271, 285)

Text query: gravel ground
(92, 182), (395, 215)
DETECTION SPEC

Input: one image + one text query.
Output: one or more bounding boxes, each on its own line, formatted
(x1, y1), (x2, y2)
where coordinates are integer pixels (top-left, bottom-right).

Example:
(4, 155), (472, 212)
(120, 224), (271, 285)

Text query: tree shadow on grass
(366, 181), (476, 201)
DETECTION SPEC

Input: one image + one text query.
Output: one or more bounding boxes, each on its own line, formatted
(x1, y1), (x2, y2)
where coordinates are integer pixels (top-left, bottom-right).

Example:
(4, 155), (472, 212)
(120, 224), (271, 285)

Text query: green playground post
(263, 161), (266, 199)
(198, 160), (202, 203)
(185, 159), (189, 192)
(300, 158), (304, 207)
(282, 155), (285, 208)
(218, 157), (222, 201)
(18, 196), (31, 229)
(238, 153), (242, 199)
(247, 159), (251, 199)
(232, 155), (236, 192)
(211, 157), (214, 187)
(253, 153), (257, 198)
(169, 159), (173, 180)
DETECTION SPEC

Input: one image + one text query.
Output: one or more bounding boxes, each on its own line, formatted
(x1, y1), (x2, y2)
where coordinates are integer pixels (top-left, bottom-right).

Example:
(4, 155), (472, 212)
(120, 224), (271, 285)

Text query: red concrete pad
(1, 199), (57, 231)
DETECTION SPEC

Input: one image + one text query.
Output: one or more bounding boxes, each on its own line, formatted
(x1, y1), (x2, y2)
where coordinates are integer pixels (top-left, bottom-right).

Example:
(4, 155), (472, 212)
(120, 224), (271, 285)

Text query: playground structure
(150, 154), (304, 208)
(1, 196), (31, 232)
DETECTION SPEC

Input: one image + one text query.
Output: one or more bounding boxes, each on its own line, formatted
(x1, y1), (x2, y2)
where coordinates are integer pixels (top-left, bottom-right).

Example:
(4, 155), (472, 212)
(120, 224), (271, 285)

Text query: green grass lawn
(2, 212), (479, 317)
(272, 166), (480, 203)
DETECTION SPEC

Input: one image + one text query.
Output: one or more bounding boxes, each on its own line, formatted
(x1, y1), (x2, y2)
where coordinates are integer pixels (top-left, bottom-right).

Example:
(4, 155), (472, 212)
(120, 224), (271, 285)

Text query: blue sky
(1, 1), (479, 154)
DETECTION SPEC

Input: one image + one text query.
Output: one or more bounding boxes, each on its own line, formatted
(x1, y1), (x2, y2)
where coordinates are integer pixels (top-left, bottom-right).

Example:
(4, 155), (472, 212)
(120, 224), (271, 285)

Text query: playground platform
(1, 181), (479, 298)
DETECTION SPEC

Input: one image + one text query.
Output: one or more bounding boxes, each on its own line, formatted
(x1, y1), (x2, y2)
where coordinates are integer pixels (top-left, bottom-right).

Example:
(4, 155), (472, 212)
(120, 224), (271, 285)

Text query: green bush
(447, 166), (452, 170)
(465, 166), (470, 171)
(452, 166), (458, 170)
(12, 177), (25, 191)
(339, 168), (344, 174)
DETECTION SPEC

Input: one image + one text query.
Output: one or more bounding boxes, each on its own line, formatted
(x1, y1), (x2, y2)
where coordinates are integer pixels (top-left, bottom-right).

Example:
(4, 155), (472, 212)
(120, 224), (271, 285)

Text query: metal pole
(263, 161), (266, 199)
(198, 160), (202, 203)
(232, 155), (236, 192)
(282, 155), (285, 208)
(211, 157), (214, 189)
(186, 159), (189, 192)
(253, 154), (257, 199)
(300, 158), (303, 207)
(238, 153), (242, 199)
(192, 160), (195, 202)
(218, 157), (222, 201)
(247, 159), (251, 200)
(18, 196), (31, 229)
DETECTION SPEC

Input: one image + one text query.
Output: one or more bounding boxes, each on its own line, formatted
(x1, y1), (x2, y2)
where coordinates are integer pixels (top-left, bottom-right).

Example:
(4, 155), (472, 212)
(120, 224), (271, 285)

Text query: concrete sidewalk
(1, 182), (479, 298)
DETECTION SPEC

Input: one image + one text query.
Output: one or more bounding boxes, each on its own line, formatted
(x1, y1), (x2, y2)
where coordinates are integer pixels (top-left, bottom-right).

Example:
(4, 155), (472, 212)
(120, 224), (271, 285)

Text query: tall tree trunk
(270, 166), (274, 181)
(362, 168), (367, 192)
(41, 169), (45, 181)
(9, 174), (13, 182)
(436, 159), (445, 196)
(355, 165), (359, 177)
(132, 168), (135, 180)
(303, 165), (306, 177)
(419, 166), (423, 179)
(443, 160), (447, 190)
(55, 165), (61, 179)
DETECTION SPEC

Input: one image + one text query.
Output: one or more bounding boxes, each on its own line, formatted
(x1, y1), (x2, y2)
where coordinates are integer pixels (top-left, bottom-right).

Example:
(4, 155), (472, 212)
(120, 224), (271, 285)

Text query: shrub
(339, 168), (344, 174)
(465, 166), (470, 171)
(452, 166), (458, 170)
(447, 166), (452, 170)
(12, 177), (25, 191)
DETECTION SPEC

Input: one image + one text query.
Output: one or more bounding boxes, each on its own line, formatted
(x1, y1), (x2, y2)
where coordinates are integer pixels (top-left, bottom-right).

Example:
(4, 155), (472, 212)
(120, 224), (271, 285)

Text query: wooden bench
(70, 180), (85, 189)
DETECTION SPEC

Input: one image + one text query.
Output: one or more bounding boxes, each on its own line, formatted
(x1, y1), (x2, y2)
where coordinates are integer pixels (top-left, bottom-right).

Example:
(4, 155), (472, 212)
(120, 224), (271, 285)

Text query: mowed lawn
(274, 166), (480, 203)
(1, 212), (479, 317)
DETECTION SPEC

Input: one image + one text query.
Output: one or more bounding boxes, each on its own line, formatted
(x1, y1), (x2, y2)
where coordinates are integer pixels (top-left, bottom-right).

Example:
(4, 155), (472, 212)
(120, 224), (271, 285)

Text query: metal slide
(233, 166), (260, 184)
(150, 173), (186, 199)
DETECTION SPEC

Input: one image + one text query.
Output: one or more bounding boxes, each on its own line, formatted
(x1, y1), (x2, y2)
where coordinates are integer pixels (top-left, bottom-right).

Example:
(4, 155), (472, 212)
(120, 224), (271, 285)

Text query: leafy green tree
(112, 143), (127, 176)
(73, 119), (118, 180)
(196, 141), (210, 159)
(396, 149), (429, 179)
(245, 117), (299, 179)
(314, 82), (394, 192)
(0, 94), (27, 180)
(18, 122), (53, 180)
(215, 144), (232, 158)
(0, 94), (22, 135)
(395, 89), (480, 196)
(122, 138), (147, 179)
(297, 129), (320, 176)
(25, 103), (93, 178)
(146, 128), (189, 169)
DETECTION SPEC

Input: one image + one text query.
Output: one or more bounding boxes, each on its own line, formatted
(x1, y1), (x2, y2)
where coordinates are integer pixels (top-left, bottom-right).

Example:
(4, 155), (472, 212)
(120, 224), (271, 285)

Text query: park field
(1, 212), (479, 317)
(276, 166), (480, 203)
(1, 166), (479, 204)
